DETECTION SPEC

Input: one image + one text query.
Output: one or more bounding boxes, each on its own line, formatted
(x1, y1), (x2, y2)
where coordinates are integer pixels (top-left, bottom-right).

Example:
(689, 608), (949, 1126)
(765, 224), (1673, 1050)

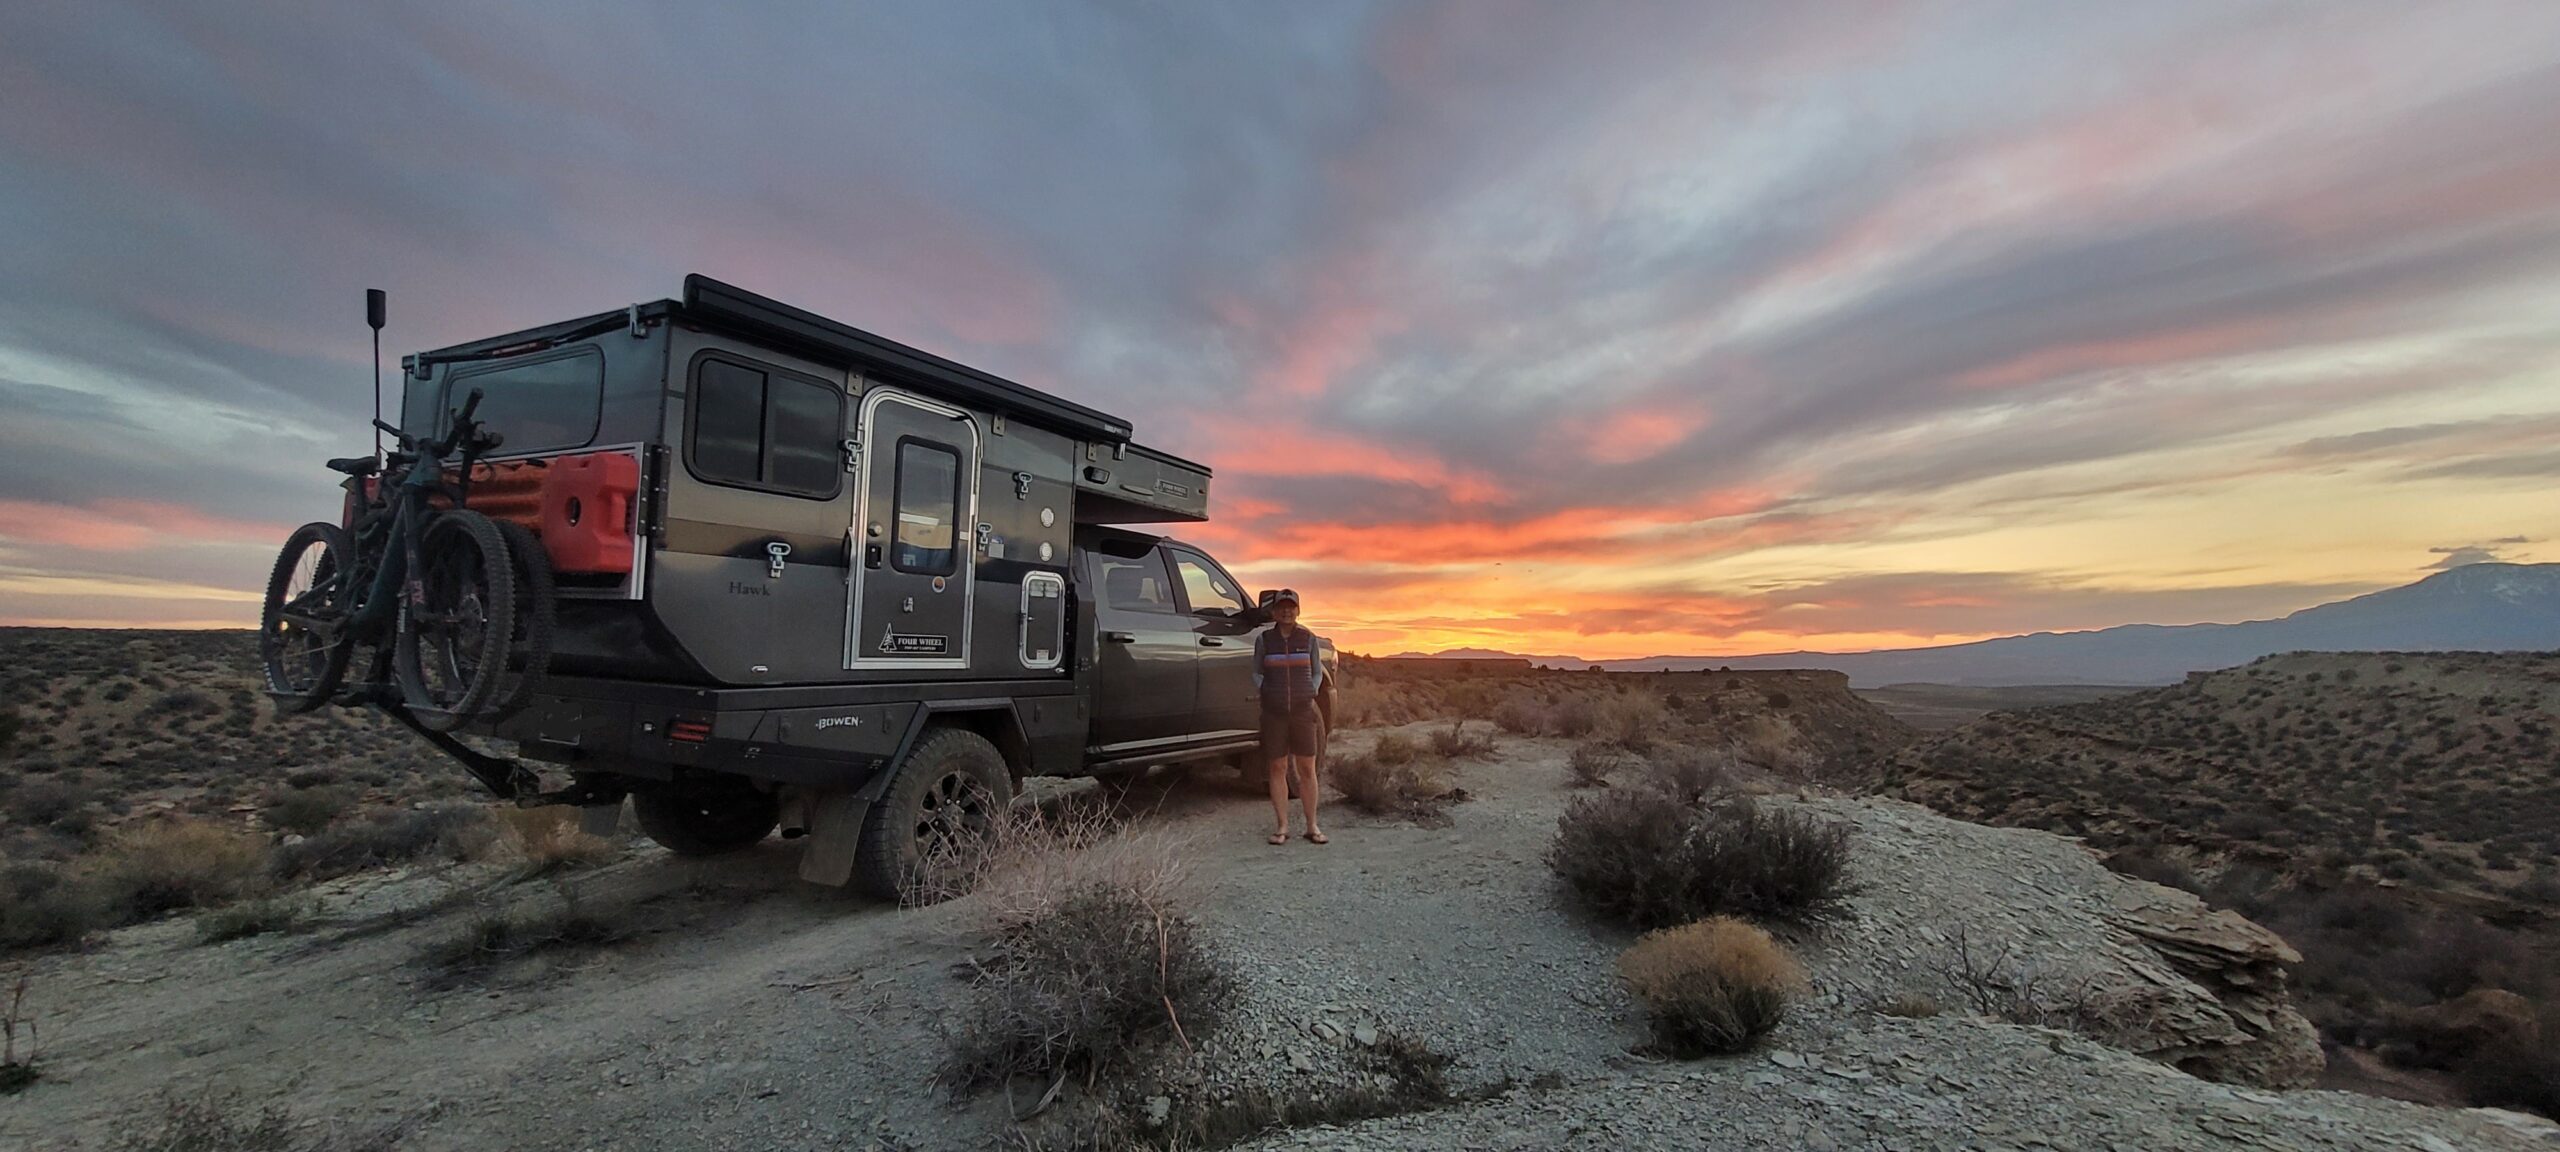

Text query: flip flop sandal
(1304, 831), (1329, 845)
(1269, 831), (1291, 845)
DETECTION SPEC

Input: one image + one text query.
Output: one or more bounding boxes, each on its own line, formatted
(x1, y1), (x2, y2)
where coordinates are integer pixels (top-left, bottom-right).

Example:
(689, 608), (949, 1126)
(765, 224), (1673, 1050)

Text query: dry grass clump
(1618, 918), (1805, 1055)
(106, 1092), (400, 1152)
(89, 818), (270, 918)
(493, 806), (620, 876)
(263, 785), (354, 836)
(1548, 783), (1853, 930)
(419, 888), (634, 985)
(1370, 733), (1420, 767)
(1644, 747), (1734, 806)
(195, 896), (315, 944)
(937, 825), (1231, 1098)
(1427, 721), (1497, 759)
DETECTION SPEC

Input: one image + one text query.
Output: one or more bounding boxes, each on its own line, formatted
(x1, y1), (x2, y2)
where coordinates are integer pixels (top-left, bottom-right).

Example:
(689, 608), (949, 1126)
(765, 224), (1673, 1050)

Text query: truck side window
(1170, 552), (1248, 615)
(890, 439), (961, 575)
(686, 353), (844, 498)
(1096, 551), (1177, 614)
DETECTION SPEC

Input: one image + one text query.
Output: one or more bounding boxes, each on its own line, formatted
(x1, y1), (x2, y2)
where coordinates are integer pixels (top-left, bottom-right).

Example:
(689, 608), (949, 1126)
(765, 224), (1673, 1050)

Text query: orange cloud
(1571, 399), (1711, 464)
(0, 499), (290, 552)
(1954, 318), (2277, 391)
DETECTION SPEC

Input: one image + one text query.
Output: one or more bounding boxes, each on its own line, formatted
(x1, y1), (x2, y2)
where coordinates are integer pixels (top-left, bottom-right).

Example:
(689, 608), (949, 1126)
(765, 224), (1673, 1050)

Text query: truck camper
(258, 276), (1328, 896)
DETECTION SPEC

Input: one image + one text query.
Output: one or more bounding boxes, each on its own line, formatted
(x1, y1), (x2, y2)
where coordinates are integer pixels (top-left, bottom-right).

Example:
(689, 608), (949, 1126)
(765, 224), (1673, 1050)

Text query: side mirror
(1257, 590), (1278, 607)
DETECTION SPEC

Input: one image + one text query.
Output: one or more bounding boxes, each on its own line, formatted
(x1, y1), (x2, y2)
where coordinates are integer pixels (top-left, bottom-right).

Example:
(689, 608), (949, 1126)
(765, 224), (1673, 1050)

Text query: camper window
(685, 353), (844, 498)
(890, 438), (961, 575)
(436, 346), (603, 455)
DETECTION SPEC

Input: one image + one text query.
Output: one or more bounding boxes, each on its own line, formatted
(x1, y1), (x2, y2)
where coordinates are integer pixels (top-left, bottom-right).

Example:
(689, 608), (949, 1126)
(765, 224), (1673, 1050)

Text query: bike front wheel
(395, 510), (517, 732)
(260, 521), (358, 713)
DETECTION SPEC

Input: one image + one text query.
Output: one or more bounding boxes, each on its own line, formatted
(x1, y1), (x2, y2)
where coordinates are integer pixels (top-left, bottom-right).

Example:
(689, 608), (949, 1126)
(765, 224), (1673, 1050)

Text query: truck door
(846, 390), (979, 670)
(1085, 544), (1198, 750)
(1167, 546), (1260, 740)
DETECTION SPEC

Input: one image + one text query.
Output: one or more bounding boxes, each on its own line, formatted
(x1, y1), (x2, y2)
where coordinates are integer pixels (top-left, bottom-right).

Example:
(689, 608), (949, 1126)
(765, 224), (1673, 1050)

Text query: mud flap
(796, 792), (871, 887)
(579, 799), (624, 838)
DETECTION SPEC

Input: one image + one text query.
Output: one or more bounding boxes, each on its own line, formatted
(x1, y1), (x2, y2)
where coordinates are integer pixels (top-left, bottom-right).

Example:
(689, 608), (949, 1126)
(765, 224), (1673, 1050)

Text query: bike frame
(340, 390), (497, 643)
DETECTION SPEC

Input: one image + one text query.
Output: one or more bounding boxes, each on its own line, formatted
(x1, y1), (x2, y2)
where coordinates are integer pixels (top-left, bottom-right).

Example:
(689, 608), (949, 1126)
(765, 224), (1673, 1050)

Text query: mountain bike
(259, 388), (539, 732)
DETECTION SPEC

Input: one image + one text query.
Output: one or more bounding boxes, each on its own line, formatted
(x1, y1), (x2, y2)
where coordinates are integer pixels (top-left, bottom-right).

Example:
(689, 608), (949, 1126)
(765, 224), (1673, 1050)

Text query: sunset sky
(2, 2), (2556, 658)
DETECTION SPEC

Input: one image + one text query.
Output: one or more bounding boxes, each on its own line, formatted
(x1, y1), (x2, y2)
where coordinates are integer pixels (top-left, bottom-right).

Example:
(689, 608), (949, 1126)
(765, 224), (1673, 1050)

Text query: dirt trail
(5, 727), (2553, 1151)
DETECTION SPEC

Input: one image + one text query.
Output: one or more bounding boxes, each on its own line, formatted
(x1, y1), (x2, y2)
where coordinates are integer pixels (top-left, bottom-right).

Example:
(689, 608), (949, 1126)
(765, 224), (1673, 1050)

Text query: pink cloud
(0, 499), (290, 552)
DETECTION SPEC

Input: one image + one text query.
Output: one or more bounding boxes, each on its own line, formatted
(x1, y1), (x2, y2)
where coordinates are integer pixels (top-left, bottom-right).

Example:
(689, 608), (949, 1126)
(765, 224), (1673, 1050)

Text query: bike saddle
(326, 456), (381, 477)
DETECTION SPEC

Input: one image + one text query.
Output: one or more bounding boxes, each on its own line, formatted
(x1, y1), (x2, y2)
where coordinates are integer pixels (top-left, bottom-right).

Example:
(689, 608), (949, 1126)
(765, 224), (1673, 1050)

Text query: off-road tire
(632, 779), (780, 857)
(491, 519), (555, 715)
(854, 727), (1013, 901)
(394, 510), (517, 732)
(259, 521), (357, 713)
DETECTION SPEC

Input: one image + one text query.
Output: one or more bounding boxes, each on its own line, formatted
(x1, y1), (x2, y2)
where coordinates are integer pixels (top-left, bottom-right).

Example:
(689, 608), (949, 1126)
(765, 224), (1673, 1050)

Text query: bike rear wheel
(395, 510), (517, 732)
(260, 522), (357, 713)
(491, 519), (555, 715)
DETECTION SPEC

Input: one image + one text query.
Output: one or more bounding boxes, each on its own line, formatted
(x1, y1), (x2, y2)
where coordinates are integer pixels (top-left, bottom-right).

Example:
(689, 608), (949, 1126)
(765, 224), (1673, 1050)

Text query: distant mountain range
(1380, 562), (2560, 687)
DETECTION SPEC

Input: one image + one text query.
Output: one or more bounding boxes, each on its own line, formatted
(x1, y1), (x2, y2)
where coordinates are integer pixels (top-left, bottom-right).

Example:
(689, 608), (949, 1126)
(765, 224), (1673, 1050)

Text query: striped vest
(1256, 627), (1323, 714)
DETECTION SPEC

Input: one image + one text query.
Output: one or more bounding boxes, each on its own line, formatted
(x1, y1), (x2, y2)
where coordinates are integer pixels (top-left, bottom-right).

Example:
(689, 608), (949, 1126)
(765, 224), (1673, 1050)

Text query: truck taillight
(668, 720), (712, 744)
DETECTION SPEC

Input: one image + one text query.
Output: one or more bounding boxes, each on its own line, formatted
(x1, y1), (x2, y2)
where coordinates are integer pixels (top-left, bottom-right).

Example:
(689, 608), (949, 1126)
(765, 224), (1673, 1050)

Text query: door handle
(1199, 637), (1225, 647)
(1104, 630), (1137, 643)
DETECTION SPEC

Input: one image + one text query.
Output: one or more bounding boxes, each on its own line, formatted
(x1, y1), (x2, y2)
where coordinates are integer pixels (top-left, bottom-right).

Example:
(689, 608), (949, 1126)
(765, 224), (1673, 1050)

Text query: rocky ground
(4, 725), (2554, 1151)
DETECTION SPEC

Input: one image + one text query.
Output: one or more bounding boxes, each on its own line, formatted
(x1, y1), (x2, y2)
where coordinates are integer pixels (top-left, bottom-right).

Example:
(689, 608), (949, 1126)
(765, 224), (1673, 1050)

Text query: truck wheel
(855, 727), (1013, 901)
(633, 779), (779, 857)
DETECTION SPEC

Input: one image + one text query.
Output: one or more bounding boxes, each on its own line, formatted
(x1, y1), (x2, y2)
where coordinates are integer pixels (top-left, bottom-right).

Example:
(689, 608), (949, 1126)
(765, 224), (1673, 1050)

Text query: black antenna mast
(367, 289), (387, 463)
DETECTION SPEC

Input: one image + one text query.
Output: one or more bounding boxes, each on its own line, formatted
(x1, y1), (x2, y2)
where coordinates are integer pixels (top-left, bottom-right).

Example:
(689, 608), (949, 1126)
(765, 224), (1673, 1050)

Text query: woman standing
(1255, 589), (1328, 845)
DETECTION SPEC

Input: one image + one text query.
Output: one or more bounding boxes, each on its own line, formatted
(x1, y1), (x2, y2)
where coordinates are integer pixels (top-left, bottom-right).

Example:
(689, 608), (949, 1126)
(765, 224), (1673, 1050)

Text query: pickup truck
(264, 276), (1330, 898)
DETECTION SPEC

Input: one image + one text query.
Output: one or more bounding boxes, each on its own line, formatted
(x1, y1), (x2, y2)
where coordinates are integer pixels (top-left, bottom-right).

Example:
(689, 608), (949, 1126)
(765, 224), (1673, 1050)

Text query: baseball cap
(1270, 588), (1301, 605)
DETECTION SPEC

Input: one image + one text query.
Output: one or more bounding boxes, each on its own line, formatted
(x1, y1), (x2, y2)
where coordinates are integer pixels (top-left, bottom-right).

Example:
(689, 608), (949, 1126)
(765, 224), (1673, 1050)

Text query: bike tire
(259, 521), (358, 713)
(394, 510), (517, 732)
(491, 519), (555, 715)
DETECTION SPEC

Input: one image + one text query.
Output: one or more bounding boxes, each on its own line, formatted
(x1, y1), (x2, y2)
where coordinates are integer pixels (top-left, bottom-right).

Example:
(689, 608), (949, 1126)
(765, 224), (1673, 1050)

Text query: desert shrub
(281, 767), (340, 790)
(1566, 743), (1625, 788)
(196, 896), (314, 944)
(1549, 694), (1602, 738)
(153, 687), (219, 716)
(2457, 1013), (2560, 1120)
(1492, 693), (1549, 735)
(107, 1092), (392, 1152)
(1370, 733), (1420, 767)
(1427, 721), (1496, 759)
(1617, 918), (1804, 1055)
(1328, 751), (1458, 820)
(1764, 691), (1792, 710)
(271, 804), (496, 881)
(493, 807), (620, 876)
(1549, 790), (1852, 930)
(90, 819), (269, 919)
(6, 779), (93, 829)
(1644, 747), (1732, 806)
(938, 878), (1233, 1095)
(0, 705), (19, 753)
(264, 786), (354, 836)
(1593, 692), (1669, 750)
(2103, 845), (2201, 894)
(0, 861), (111, 950)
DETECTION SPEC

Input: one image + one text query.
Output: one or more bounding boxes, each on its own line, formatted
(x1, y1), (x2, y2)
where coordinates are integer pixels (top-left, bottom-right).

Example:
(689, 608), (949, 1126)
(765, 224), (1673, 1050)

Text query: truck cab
(360, 275), (1322, 896)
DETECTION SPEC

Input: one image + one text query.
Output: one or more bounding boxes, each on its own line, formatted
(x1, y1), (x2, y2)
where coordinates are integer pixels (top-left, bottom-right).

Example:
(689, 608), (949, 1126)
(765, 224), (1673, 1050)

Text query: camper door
(846, 390), (980, 670)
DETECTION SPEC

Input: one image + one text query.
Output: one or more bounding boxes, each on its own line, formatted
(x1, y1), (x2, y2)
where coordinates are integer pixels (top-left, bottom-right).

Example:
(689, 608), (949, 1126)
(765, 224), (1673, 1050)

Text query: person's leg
(1266, 755), (1294, 842)
(1293, 712), (1324, 841)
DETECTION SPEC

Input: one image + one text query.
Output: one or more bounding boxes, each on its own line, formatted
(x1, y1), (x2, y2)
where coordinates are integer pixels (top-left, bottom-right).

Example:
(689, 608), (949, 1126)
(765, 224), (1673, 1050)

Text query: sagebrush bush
(939, 878), (1233, 1095)
(1428, 721), (1496, 759)
(272, 804), (496, 880)
(1492, 693), (1548, 735)
(421, 891), (632, 982)
(6, 779), (92, 829)
(195, 896), (313, 944)
(264, 786), (353, 836)
(1549, 790), (1852, 929)
(1593, 692), (1669, 750)
(1371, 733), (1420, 766)
(1644, 747), (1732, 805)
(1618, 917), (1804, 1055)
(0, 861), (110, 950)
(1566, 743), (1624, 788)
(91, 819), (269, 918)
(1328, 751), (1456, 819)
